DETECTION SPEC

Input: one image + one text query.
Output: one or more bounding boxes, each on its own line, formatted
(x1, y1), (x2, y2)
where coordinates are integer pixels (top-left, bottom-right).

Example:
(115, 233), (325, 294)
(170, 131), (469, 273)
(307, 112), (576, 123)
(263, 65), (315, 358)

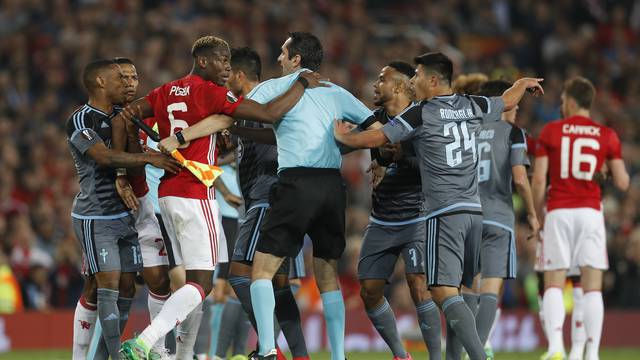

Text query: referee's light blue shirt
(247, 68), (373, 171)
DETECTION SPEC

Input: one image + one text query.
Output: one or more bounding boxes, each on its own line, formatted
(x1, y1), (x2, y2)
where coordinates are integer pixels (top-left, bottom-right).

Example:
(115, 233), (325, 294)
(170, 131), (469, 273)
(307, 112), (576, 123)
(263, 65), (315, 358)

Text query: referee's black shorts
(257, 167), (346, 260)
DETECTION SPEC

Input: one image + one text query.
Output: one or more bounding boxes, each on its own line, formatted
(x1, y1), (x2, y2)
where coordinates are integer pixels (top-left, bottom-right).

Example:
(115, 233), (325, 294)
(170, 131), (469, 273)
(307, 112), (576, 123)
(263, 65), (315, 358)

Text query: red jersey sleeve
(606, 128), (622, 160)
(535, 124), (551, 157)
(201, 83), (243, 116)
(145, 86), (163, 109)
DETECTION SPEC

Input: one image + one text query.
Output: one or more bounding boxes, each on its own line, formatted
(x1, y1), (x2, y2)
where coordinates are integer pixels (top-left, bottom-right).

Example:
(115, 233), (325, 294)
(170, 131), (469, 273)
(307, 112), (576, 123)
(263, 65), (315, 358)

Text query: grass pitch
(2, 350), (640, 360)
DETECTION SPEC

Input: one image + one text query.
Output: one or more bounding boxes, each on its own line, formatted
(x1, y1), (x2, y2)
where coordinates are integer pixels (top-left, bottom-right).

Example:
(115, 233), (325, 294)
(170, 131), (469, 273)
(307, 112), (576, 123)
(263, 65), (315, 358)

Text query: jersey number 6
(168, 102), (190, 149)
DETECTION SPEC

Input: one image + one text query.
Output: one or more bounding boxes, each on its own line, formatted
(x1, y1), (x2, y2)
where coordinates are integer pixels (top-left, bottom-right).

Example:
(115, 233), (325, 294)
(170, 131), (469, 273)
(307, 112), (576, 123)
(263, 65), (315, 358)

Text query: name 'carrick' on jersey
(477, 121), (530, 229)
(382, 94), (505, 217)
(146, 74), (242, 200)
(535, 115), (622, 211)
(368, 108), (424, 224)
(66, 104), (128, 219)
(236, 119), (278, 207)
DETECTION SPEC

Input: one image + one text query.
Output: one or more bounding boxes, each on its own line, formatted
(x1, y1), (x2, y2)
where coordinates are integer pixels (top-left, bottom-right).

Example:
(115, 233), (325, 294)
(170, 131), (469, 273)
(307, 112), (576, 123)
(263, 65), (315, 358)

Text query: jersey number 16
(560, 136), (600, 180)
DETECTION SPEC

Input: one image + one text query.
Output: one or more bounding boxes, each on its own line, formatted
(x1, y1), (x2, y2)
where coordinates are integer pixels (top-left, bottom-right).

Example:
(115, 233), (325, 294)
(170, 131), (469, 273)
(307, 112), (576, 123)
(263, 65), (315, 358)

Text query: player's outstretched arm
(334, 120), (389, 149)
(213, 177), (243, 208)
(232, 71), (328, 124)
(158, 114), (235, 154)
(531, 156), (549, 226)
(229, 126), (276, 145)
(513, 164), (540, 238)
(85, 142), (182, 174)
(608, 159), (630, 191)
(502, 78), (544, 111)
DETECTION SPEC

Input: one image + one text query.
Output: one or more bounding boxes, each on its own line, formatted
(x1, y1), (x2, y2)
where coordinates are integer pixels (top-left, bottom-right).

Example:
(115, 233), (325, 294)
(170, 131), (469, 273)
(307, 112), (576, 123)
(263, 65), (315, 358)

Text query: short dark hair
(231, 47), (262, 81)
(286, 32), (323, 71)
(479, 80), (512, 97)
(387, 61), (415, 79)
(82, 59), (116, 92)
(563, 76), (595, 109)
(414, 52), (453, 85)
(191, 36), (230, 58)
(113, 57), (134, 65)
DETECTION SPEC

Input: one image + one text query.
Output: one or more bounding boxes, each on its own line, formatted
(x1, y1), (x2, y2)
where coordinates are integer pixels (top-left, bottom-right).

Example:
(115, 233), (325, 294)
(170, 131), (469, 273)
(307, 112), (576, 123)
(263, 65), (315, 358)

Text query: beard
(373, 94), (389, 107)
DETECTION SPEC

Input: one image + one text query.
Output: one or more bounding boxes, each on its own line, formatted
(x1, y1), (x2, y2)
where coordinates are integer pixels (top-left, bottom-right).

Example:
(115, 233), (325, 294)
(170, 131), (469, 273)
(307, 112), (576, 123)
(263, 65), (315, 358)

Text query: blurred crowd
(1, 0), (640, 313)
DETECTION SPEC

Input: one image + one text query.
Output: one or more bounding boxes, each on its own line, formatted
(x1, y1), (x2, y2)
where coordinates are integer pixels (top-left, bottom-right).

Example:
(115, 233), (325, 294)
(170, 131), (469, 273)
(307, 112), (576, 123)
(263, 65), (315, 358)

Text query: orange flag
(170, 150), (223, 188)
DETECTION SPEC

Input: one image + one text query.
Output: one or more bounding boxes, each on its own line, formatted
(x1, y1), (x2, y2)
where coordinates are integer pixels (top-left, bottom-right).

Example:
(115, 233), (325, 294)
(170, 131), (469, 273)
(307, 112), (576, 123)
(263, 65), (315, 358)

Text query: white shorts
(159, 196), (227, 271)
(536, 208), (608, 271)
(134, 194), (169, 267)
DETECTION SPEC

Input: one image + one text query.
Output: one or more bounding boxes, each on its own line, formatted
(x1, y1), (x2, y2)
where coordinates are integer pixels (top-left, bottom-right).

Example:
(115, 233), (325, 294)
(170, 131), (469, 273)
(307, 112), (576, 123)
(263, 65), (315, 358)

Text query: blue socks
(250, 279), (276, 355)
(321, 290), (345, 360)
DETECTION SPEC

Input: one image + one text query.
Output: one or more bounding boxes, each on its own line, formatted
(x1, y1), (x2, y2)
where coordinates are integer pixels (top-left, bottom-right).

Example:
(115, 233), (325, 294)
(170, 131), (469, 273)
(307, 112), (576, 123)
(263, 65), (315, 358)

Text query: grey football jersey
(66, 104), (128, 218)
(477, 121), (529, 228)
(382, 94), (505, 217)
(236, 119), (278, 207)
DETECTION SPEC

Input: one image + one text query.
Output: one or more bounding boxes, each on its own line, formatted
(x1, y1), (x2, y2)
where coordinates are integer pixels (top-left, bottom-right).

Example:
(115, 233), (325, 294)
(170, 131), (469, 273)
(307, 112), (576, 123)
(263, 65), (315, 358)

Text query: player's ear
(292, 54), (302, 68)
(95, 75), (106, 89)
(196, 55), (208, 69)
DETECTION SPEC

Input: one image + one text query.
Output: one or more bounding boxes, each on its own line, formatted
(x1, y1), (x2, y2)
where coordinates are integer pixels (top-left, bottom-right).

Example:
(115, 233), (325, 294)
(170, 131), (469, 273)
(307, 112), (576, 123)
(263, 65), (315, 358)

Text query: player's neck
(88, 96), (114, 115)
(190, 67), (209, 81)
(240, 81), (259, 97)
(385, 98), (412, 117)
(568, 109), (590, 119)
(430, 86), (454, 99)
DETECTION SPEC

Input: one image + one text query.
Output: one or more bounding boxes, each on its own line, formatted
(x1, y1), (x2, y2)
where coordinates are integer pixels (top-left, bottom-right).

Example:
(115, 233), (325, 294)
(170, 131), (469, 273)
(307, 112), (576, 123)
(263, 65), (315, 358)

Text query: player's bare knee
(82, 276), (98, 303)
(429, 285), (457, 305)
(95, 271), (120, 290)
(273, 273), (289, 289)
(118, 272), (137, 298)
(406, 274), (429, 304)
(229, 261), (252, 278)
(359, 282), (383, 309)
(143, 266), (171, 296)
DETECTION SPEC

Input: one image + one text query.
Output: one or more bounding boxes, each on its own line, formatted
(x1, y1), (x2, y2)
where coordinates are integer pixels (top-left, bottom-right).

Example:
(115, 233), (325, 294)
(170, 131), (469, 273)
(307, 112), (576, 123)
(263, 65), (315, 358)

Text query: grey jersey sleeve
(381, 104), (423, 144)
(69, 127), (102, 155)
(509, 126), (530, 167)
(470, 96), (505, 123)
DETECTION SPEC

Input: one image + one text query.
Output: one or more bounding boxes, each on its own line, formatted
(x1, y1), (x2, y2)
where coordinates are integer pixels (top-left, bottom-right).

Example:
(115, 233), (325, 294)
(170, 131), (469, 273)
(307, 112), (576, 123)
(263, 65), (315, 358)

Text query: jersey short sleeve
(606, 128), (622, 160)
(202, 83), (243, 116)
(509, 125), (530, 167)
(336, 87), (374, 125)
(382, 103), (423, 144)
(470, 95), (505, 123)
(535, 124), (552, 157)
(68, 120), (102, 154)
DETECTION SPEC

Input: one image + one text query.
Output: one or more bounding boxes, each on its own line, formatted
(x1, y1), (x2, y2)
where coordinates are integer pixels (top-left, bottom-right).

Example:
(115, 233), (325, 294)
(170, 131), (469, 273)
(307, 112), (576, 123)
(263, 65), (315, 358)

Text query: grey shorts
(358, 220), (426, 280)
(426, 212), (482, 288)
(73, 215), (142, 275)
(480, 222), (516, 279)
(232, 203), (306, 278)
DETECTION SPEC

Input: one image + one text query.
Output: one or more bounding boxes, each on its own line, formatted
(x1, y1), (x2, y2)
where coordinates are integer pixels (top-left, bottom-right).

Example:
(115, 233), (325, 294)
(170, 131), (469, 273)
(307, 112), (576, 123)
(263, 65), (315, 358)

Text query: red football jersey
(535, 115), (622, 211)
(128, 118), (155, 198)
(146, 74), (242, 199)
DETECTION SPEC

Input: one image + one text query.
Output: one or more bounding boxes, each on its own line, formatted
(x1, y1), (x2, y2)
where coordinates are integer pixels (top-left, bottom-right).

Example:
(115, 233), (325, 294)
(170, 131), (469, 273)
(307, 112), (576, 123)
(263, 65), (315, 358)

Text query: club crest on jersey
(226, 91), (238, 103)
(81, 129), (94, 141)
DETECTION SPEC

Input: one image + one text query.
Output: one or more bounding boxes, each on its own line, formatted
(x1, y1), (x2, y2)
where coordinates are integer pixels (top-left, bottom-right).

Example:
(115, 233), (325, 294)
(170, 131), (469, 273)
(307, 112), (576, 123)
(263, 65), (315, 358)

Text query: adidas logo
(449, 319), (459, 327)
(104, 313), (118, 321)
(420, 323), (431, 331)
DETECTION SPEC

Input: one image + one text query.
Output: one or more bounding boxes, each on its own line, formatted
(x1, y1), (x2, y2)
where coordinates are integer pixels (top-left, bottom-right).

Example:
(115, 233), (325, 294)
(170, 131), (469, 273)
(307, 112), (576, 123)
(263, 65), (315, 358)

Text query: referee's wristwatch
(175, 131), (187, 145)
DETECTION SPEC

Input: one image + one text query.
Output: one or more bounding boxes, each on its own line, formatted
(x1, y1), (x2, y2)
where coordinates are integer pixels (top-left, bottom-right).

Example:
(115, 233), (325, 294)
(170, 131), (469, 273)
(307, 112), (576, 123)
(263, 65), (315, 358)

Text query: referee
(242, 32), (380, 360)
